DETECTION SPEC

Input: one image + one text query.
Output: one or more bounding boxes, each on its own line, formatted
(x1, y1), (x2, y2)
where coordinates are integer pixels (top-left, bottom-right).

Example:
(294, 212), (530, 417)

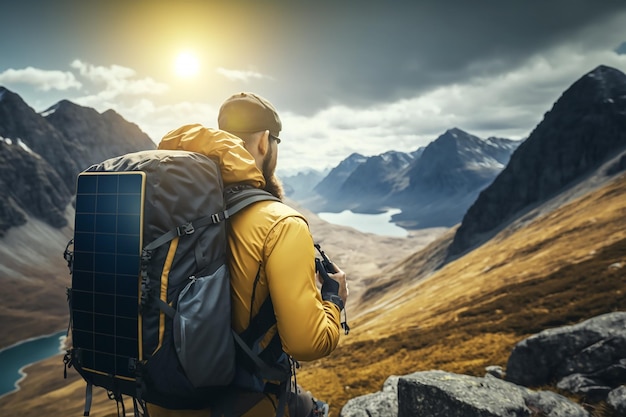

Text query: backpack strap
(141, 187), (280, 315)
(225, 187), (280, 213)
(144, 187), (279, 254)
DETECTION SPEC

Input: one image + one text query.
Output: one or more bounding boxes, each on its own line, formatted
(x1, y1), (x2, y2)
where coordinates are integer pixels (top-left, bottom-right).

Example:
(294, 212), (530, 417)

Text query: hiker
(147, 92), (349, 417)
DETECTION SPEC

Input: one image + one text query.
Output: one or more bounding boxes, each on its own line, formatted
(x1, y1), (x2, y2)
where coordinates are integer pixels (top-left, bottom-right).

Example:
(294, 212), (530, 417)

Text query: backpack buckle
(177, 222), (195, 236)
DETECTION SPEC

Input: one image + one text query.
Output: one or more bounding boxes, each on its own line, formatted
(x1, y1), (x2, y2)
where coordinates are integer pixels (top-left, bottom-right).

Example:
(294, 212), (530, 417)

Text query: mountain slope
(450, 65), (626, 256)
(297, 171), (626, 414)
(0, 138), (72, 235)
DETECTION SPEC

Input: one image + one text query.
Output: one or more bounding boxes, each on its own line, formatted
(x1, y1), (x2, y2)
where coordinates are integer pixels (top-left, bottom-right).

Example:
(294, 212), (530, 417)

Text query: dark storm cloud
(261, 0), (626, 113)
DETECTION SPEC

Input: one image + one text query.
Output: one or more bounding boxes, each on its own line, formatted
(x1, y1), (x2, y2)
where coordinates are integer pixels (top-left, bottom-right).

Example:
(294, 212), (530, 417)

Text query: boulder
(341, 371), (589, 417)
(506, 312), (626, 396)
(397, 371), (588, 417)
(607, 385), (626, 415)
(340, 376), (398, 417)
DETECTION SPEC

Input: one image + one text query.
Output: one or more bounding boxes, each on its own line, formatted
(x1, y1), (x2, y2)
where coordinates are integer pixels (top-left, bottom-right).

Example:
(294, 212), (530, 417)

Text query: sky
(1, 0), (626, 174)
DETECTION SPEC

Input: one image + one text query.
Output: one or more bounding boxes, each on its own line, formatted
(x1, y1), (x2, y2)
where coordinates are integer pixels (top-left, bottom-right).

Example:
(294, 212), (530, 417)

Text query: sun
(174, 51), (200, 78)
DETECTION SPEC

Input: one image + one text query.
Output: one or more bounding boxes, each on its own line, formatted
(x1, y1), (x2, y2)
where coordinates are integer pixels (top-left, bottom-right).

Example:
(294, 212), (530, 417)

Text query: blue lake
(0, 330), (66, 398)
(318, 208), (408, 237)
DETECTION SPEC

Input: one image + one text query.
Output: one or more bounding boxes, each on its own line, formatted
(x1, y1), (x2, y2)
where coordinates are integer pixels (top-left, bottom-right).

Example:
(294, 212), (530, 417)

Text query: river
(0, 330), (66, 398)
(318, 208), (408, 237)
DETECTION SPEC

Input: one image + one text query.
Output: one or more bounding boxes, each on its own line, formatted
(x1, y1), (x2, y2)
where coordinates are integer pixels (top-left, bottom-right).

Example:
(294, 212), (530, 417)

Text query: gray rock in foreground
(506, 312), (626, 395)
(340, 376), (399, 417)
(341, 371), (589, 417)
(398, 371), (589, 417)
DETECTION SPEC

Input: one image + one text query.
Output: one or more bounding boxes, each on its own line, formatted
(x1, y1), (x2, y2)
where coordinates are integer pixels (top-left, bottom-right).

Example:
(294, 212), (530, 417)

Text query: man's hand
(316, 264), (349, 308)
(329, 267), (348, 307)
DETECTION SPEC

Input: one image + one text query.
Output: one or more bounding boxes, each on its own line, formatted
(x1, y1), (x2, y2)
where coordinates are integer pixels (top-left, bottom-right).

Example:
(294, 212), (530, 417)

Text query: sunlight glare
(174, 51), (200, 78)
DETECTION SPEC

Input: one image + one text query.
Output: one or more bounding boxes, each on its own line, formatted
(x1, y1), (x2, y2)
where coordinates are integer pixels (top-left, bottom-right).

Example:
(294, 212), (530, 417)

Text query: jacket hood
(158, 124), (265, 189)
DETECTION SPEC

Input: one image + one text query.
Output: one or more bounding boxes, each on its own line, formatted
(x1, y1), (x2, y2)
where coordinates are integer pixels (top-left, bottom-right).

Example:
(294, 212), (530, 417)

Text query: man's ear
(257, 130), (270, 156)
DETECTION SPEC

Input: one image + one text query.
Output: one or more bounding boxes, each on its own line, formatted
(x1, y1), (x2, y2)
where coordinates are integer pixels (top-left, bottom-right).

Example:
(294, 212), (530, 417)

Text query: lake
(0, 330), (66, 398)
(318, 208), (408, 237)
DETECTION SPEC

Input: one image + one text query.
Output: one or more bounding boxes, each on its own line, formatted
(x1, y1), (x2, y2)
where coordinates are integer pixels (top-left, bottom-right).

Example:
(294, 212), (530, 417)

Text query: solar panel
(72, 171), (145, 380)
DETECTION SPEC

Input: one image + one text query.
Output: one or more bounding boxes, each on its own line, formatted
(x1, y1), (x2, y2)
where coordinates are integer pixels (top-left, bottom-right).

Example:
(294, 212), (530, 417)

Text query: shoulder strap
(225, 187), (280, 214)
(143, 187), (280, 316)
(144, 188), (279, 253)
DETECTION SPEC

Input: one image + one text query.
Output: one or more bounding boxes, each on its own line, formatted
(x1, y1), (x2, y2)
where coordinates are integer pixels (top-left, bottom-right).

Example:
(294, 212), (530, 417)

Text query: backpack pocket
(173, 264), (236, 387)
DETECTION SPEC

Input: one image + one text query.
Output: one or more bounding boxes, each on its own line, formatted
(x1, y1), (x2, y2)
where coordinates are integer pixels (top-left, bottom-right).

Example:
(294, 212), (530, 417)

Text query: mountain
(302, 128), (520, 227)
(314, 150), (415, 213)
(314, 152), (368, 197)
(388, 129), (520, 228)
(405, 128), (512, 193)
(281, 168), (328, 201)
(0, 137), (71, 235)
(0, 88), (81, 190)
(42, 99), (155, 174)
(303, 152), (370, 211)
(449, 65), (626, 257)
(0, 87), (155, 235)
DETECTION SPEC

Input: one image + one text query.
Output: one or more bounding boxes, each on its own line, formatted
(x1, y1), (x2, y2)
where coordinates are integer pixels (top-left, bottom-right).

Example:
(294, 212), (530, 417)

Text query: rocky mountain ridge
(449, 65), (626, 257)
(0, 87), (155, 235)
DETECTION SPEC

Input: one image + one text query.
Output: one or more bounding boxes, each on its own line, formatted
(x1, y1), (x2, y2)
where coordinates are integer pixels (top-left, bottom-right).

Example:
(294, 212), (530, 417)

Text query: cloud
(265, 2), (626, 115)
(70, 60), (169, 97)
(215, 67), (272, 83)
(0, 67), (81, 91)
(277, 46), (626, 173)
(120, 99), (217, 142)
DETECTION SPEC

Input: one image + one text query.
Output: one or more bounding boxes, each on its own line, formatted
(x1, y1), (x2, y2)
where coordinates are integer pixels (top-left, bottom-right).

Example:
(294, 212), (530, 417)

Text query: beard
(262, 146), (284, 200)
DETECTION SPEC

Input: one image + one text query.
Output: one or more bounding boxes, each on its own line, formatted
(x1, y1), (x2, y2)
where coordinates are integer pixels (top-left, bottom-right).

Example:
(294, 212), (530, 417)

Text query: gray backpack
(63, 149), (288, 415)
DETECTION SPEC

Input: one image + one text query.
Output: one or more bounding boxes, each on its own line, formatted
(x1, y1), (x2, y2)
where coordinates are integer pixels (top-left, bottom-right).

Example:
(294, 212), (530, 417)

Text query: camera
(314, 243), (335, 275)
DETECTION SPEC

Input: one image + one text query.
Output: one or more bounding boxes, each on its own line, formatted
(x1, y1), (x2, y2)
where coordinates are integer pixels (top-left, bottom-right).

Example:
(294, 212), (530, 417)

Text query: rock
(340, 376), (399, 417)
(607, 385), (626, 415)
(506, 312), (626, 389)
(485, 365), (505, 379)
(397, 370), (589, 417)
(556, 374), (611, 401)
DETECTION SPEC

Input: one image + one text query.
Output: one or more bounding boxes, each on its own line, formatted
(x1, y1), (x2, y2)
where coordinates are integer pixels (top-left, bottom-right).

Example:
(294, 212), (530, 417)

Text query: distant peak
(588, 64), (623, 76)
(437, 128), (478, 143)
(0, 86), (24, 105)
(446, 127), (466, 135)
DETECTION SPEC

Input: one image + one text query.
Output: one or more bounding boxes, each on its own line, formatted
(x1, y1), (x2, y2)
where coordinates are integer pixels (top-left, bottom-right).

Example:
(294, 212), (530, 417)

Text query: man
(149, 92), (349, 417)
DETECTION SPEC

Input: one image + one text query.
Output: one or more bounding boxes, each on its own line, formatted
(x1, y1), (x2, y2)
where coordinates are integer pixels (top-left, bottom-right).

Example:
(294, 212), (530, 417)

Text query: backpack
(62, 149), (289, 416)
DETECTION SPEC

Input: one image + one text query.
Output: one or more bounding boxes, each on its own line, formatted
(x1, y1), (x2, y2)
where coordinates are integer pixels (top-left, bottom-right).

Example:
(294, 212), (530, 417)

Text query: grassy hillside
(298, 172), (626, 415)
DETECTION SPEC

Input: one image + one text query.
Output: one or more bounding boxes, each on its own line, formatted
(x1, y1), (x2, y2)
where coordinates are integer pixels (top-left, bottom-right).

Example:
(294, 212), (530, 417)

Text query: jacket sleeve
(264, 216), (341, 361)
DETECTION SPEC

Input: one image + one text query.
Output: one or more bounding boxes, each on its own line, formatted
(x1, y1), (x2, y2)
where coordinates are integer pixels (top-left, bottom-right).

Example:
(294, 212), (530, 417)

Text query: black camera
(314, 243), (335, 275)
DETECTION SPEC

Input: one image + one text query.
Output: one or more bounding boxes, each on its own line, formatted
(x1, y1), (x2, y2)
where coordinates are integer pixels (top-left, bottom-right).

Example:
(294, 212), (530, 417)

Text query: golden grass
(298, 173), (626, 416)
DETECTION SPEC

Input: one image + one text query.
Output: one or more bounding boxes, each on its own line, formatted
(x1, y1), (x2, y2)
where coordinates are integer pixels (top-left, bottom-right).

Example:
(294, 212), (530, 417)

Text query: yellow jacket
(149, 124), (341, 416)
